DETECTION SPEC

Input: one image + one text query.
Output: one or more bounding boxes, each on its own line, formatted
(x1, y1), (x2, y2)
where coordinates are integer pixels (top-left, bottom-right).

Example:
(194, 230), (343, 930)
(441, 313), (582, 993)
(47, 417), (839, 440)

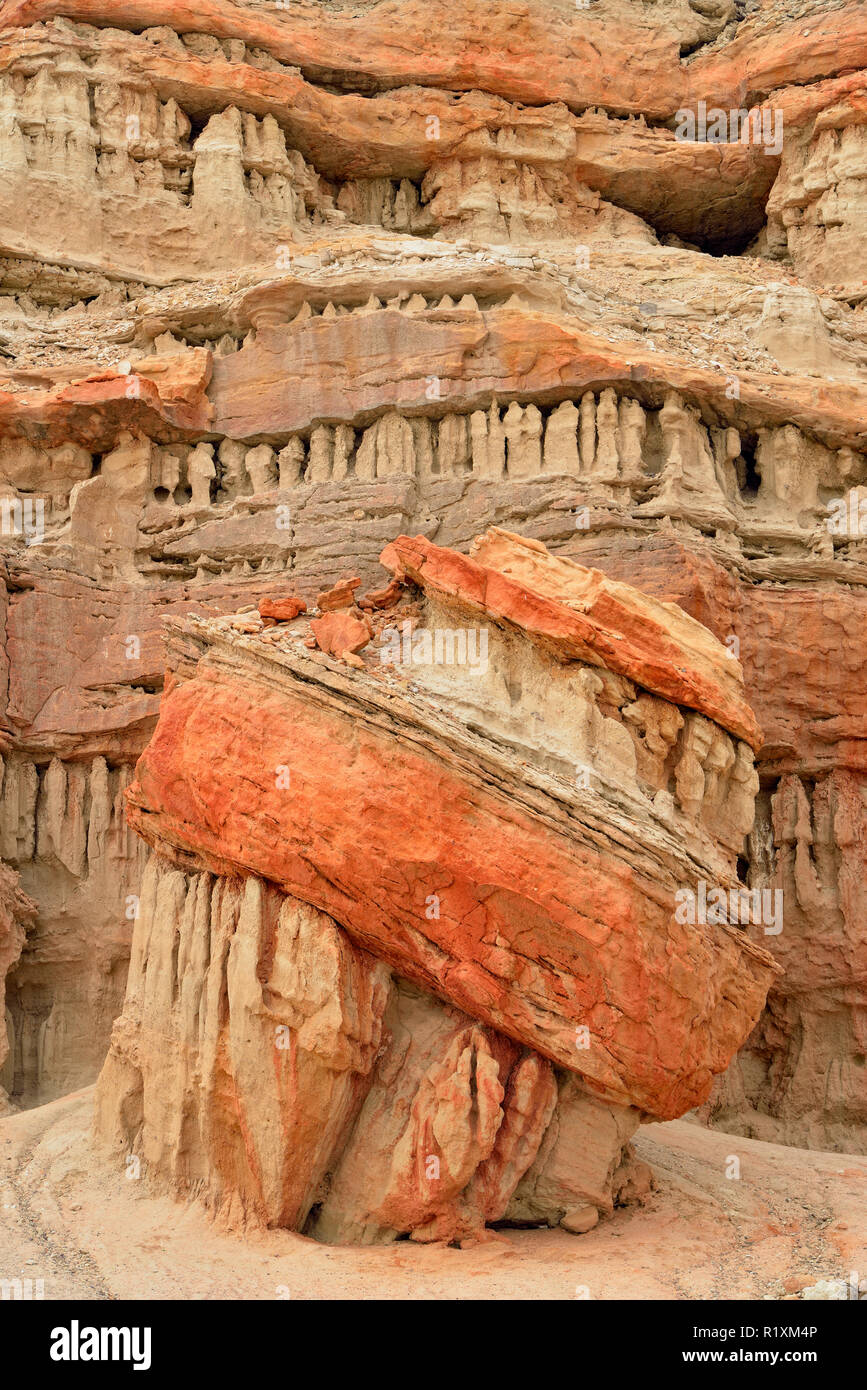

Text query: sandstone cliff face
(0, 0), (864, 1157)
(94, 532), (778, 1240)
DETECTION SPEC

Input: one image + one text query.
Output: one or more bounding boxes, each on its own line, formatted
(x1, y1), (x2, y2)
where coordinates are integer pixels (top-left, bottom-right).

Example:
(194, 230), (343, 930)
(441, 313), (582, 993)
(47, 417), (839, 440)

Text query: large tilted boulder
(94, 530), (779, 1242)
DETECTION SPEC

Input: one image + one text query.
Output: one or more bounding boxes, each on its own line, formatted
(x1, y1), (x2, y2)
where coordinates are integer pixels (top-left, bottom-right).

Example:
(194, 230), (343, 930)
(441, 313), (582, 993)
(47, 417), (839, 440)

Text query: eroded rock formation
(94, 532), (778, 1240)
(0, 0), (864, 1163)
(0, 859), (37, 1112)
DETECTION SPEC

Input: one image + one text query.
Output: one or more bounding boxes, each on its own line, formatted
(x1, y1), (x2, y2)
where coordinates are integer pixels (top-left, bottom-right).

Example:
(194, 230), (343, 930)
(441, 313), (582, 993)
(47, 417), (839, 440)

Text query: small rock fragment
(560, 1205), (600, 1235)
(310, 610), (371, 660)
(317, 577), (361, 612)
(259, 595), (307, 624)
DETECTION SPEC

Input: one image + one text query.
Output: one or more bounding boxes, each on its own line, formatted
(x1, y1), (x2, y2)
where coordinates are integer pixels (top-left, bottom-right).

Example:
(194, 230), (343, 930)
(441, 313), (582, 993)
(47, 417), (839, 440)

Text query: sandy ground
(1, 1088), (865, 1301)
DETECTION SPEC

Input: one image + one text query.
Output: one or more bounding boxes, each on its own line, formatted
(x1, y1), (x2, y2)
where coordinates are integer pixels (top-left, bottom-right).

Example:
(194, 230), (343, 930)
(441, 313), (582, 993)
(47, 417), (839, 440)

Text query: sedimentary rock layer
(0, 0), (863, 1158)
(121, 533), (778, 1122)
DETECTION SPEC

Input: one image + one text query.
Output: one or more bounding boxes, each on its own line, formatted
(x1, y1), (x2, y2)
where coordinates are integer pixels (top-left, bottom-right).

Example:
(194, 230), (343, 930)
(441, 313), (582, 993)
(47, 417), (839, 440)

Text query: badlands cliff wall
(0, 0), (864, 1157)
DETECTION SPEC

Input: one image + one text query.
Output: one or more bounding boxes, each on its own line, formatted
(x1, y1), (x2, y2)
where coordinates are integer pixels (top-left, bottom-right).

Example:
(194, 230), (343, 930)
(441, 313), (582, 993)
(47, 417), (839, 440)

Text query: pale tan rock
(507, 1077), (641, 1223)
(766, 115), (867, 288)
(560, 1205), (600, 1235)
(96, 854), (636, 1243)
(543, 400), (580, 477)
(0, 860), (36, 1112)
(95, 859), (392, 1228)
(3, 755), (146, 1106)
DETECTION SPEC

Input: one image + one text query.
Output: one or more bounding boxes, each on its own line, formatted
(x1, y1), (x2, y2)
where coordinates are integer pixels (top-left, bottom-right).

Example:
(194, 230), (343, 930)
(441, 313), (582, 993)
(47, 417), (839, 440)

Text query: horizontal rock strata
(0, 0), (863, 1159)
